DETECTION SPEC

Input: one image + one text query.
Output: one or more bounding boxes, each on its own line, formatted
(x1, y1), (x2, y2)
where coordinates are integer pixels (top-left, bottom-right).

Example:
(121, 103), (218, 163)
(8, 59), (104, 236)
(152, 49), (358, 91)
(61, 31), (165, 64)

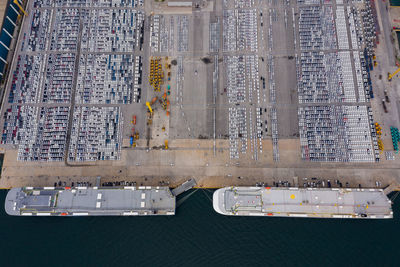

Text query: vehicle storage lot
(1, 0), (145, 162)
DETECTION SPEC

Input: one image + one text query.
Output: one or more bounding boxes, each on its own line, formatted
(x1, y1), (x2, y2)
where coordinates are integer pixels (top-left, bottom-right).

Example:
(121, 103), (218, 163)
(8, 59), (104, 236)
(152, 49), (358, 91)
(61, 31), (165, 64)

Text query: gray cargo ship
(5, 186), (175, 216)
(213, 187), (393, 219)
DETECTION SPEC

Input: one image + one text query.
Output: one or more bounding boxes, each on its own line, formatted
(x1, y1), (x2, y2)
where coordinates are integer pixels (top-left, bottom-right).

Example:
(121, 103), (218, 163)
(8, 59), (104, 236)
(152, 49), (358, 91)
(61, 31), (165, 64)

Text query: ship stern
(213, 188), (227, 215)
(5, 188), (21, 216)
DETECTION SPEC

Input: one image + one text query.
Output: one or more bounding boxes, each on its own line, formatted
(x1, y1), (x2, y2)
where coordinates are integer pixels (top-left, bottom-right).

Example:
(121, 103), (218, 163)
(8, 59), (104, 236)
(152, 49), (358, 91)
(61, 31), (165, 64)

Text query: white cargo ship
(213, 187), (393, 219)
(5, 186), (176, 216)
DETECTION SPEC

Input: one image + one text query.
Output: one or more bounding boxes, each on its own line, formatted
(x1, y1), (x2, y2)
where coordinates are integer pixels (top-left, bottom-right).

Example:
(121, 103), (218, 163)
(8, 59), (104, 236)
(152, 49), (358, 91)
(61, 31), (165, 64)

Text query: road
(377, 0), (395, 66)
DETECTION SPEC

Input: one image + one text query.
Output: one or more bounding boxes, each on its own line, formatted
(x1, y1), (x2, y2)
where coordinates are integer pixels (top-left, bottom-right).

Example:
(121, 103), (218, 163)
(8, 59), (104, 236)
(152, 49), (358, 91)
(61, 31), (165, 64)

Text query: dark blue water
(0, 189), (399, 266)
(397, 31), (400, 50)
(390, 0), (400, 6)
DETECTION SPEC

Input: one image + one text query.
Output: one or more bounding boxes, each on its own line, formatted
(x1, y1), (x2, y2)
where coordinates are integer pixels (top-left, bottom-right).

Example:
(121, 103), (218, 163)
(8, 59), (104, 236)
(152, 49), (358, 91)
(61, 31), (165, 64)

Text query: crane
(388, 67), (400, 81)
(146, 101), (153, 114)
(13, 0), (27, 16)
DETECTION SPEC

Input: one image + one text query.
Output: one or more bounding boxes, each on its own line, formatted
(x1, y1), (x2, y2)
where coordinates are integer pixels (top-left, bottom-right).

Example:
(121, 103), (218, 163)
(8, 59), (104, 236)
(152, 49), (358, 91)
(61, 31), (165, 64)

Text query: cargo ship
(213, 187), (393, 219)
(5, 186), (176, 216)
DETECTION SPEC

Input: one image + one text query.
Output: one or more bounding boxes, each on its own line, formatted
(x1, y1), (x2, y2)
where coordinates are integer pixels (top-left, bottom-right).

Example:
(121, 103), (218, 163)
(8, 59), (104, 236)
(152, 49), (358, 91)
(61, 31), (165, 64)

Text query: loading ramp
(172, 178), (197, 196)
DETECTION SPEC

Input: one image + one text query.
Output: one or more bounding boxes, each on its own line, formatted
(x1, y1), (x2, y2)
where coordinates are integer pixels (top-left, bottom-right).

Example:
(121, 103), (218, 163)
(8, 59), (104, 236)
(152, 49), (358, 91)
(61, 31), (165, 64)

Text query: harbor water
(390, 0), (400, 6)
(0, 189), (399, 266)
(397, 31), (400, 51)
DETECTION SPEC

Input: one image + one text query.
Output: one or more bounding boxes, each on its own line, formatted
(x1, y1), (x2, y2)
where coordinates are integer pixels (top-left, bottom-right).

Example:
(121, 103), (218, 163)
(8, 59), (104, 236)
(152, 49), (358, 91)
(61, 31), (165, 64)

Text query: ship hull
(5, 186), (176, 216)
(213, 187), (393, 219)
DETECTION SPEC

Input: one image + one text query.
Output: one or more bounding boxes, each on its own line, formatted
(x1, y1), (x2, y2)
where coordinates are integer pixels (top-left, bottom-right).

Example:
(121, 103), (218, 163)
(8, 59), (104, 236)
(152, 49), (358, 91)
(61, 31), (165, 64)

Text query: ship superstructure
(213, 187), (393, 219)
(5, 186), (175, 216)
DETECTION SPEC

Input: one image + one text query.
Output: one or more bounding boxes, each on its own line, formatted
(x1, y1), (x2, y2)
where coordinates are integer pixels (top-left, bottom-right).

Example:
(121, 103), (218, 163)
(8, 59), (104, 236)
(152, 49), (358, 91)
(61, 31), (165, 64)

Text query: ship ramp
(172, 178), (197, 196)
(383, 183), (400, 195)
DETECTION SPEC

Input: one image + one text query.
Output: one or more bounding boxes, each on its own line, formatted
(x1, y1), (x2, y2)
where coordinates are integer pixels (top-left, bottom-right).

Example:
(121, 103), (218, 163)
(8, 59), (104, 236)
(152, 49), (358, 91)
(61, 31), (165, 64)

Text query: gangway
(383, 183), (400, 195)
(172, 178), (197, 196)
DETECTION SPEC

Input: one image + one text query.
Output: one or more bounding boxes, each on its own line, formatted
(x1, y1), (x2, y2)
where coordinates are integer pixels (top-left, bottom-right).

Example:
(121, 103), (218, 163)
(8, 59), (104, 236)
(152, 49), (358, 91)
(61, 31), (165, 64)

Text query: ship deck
(213, 187), (393, 219)
(5, 186), (175, 216)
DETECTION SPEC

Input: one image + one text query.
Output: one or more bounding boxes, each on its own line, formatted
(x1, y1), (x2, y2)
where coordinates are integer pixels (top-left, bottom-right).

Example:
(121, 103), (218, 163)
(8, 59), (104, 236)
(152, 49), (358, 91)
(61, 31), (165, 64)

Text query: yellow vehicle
(388, 67), (400, 81)
(377, 139), (384, 151)
(375, 123), (382, 136)
(13, 0), (27, 16)
(146, 101), (153, 114)
(149, 57), (164, 91)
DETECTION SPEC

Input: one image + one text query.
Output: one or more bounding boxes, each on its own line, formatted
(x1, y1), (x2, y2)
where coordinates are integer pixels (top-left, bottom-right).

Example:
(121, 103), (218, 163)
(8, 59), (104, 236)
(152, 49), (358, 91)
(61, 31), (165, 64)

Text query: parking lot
(1, 0), (145, 162)
(295, 0), (382, 163)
